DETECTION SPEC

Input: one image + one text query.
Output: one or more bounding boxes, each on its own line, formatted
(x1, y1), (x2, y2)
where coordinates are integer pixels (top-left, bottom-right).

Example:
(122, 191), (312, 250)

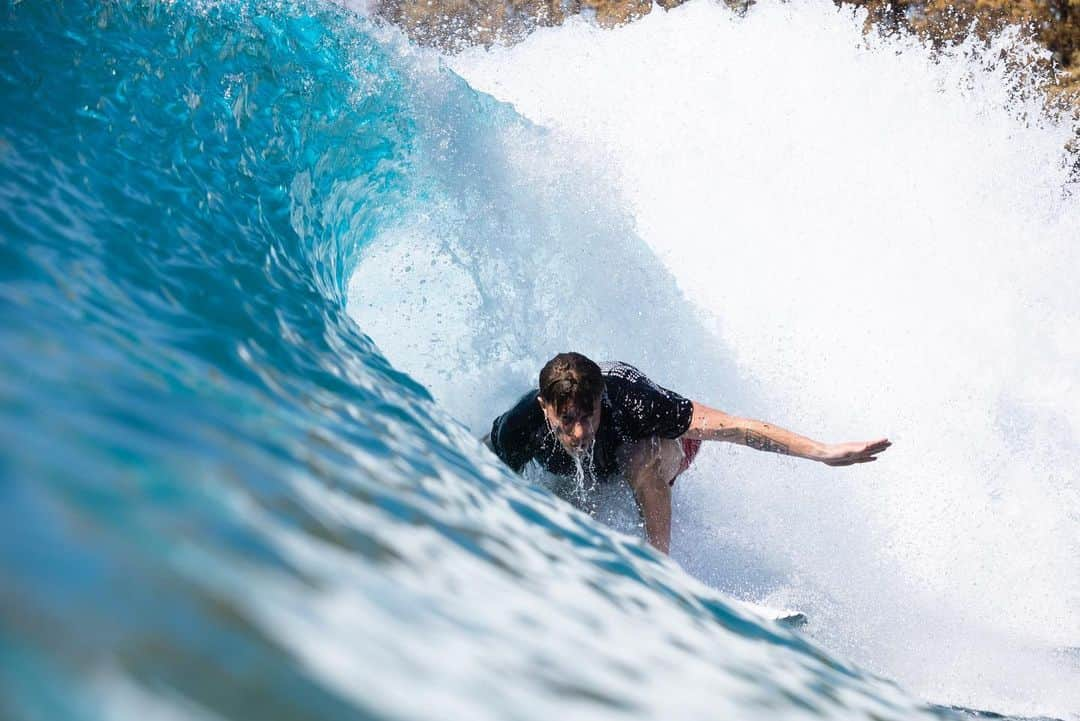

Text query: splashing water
(350, 0), (1080, 717)
(567, 441), (600, 508)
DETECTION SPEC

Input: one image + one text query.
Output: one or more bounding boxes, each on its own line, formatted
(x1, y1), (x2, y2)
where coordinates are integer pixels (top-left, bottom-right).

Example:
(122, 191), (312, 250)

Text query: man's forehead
(538, 389), (605, 418)
(558, 405), (599, 421)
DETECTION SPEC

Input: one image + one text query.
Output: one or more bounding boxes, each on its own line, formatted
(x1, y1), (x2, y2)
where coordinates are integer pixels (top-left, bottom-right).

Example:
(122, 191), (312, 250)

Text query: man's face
(538, 397), (602, 456)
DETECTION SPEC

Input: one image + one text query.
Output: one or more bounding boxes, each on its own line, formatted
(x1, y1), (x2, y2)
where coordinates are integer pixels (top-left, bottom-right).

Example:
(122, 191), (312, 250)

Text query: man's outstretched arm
(682, 402), (891, 466)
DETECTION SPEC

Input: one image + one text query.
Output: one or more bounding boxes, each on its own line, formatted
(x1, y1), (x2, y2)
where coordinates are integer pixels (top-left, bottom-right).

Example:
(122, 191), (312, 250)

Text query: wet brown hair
(538, 353), (604, 417)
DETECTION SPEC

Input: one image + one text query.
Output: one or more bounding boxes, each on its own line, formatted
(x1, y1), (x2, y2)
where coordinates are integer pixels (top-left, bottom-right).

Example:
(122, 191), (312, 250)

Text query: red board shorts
(672, 437), (702, 485)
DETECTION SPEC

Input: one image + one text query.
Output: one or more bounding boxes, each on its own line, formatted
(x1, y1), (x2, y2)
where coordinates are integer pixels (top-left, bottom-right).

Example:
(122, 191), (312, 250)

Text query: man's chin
(563, 443), (591, 458)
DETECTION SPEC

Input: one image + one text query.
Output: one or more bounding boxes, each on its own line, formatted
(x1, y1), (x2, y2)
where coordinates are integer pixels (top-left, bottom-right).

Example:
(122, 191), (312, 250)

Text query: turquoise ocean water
(0, 2), (1071, 720)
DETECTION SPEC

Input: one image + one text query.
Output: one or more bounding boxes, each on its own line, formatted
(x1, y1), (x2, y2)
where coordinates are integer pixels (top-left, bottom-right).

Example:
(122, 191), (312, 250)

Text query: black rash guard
(489, 362), (694, 478)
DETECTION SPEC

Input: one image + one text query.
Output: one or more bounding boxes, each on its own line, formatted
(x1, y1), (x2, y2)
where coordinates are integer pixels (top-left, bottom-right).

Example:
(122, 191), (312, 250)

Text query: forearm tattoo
(713, 427), (742, 440)
(744, 429), (791, 455)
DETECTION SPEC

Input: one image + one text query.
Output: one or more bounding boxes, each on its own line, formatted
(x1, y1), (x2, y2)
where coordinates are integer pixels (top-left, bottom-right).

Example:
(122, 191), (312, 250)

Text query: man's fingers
(826, 454), (879, 466)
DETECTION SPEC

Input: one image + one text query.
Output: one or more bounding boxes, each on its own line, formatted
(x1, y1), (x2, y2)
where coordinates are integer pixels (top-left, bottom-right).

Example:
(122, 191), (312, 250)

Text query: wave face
(0, 1), (984, 720)
(347, 0), (1080, 718)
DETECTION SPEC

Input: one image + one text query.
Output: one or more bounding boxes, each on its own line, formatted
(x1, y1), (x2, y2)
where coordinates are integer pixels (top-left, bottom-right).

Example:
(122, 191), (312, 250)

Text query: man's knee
(624, 436), (684, 487)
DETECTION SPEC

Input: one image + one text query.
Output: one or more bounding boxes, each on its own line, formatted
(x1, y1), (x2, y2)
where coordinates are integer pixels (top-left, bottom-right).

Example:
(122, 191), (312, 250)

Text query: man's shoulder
(599, 361), (646, 384)
(598, 361), (694, 440)
(490, 388), (545, 472)
(599, 361), (655, 397)
(494, 388), (545, 440)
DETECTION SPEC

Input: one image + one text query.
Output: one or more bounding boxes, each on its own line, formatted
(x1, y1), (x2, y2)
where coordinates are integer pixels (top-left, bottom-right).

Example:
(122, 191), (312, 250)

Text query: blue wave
(0, 1), (1012, 719)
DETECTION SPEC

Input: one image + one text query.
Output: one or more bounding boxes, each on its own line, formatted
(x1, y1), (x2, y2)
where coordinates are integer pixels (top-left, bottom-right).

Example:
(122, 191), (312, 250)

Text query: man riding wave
(486, 353), (890, 554)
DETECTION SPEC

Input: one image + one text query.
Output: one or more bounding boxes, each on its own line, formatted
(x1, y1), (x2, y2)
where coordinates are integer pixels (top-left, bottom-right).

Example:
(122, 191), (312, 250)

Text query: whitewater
(1, 0), (1076, 720)
(352, 0), (1080, 717)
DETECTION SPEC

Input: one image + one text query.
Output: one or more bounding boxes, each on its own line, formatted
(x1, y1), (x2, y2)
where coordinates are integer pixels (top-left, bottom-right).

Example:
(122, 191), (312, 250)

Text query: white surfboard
(734, 599), (808, 628)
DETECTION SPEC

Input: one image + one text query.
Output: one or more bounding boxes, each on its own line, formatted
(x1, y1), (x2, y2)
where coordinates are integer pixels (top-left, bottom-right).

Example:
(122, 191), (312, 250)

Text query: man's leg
(621, 437), (685, 554)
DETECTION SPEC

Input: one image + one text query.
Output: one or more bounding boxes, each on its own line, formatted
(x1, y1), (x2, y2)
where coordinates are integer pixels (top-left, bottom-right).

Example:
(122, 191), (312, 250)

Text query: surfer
(486, 353), (890, 554)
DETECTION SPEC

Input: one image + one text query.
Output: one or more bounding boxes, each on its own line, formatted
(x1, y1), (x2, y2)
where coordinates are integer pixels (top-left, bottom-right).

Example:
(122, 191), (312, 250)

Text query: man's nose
(569, 422), (587, 441)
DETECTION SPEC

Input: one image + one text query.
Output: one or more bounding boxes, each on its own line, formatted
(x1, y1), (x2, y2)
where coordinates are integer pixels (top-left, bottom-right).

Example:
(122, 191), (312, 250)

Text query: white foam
(351, 0), (1080, 715)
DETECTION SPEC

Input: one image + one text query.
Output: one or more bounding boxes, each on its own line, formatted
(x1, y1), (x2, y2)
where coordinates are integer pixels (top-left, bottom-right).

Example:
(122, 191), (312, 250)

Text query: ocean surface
(2, 1), (1078, 720)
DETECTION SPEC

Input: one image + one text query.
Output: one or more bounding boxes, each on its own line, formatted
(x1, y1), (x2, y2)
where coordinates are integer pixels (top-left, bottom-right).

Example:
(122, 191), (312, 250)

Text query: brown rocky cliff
(376, 0), (747, 48)
(844, 0), (1080, 101)
(375, 0), (1080, 105)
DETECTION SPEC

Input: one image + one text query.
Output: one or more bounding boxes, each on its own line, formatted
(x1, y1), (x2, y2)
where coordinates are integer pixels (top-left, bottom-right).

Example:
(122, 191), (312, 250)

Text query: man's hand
(817, 438), (891, 466)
